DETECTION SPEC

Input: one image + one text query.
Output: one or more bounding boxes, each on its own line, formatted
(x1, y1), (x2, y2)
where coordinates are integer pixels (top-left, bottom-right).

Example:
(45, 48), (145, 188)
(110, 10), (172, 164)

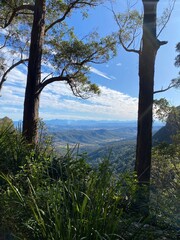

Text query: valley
(46, 120), (162, 171)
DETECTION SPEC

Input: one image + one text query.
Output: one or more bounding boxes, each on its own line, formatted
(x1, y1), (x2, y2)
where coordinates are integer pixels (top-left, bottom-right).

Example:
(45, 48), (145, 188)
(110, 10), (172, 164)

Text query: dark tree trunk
(135, 0), (160, 212)
(23, 0), (46, 143)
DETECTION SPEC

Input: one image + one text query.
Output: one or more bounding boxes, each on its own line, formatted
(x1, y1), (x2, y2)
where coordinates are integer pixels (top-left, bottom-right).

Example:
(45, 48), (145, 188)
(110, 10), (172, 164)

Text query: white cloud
(116, 62), (122, 67)
(0, 59), (138, 121)
(39, 83), (138, 121)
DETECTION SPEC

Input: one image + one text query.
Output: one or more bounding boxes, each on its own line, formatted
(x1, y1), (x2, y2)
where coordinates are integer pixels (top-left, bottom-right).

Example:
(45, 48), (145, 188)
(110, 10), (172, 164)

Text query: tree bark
(23, 0), (46, 143)
(136, 0), (159, 185)
(135, 1), (160, 213)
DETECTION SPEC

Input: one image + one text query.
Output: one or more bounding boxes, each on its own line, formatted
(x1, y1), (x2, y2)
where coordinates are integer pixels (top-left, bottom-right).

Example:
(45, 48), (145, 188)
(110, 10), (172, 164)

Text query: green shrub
(0, 143), (138, 239)
(151, 140), (180, 231)
(0, 125), (28, 175)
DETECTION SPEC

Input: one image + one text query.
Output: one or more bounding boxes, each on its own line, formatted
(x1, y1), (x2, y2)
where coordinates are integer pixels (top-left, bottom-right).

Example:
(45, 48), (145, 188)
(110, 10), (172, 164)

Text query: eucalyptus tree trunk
(23, 0), (46, 143)
(135, 0), (160, 213)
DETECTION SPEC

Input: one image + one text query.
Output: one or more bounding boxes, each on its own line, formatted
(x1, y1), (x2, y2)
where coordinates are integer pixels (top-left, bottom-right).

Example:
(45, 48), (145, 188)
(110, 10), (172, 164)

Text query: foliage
(153, 42), (180, 95)
(151, 103), (180, 236)
(0, 124), (28, 176)
(45, 34), (116, 98)
(0, 0), (116, 97)
(153, 105), (180, 144)
(175, 42), (180, 67)
(0, 136), (137, 239)
(172, 41), (180, 89)
(113, 9), (142, 52)
(153, 98), (172, 122)
(151, 136), (180, 231)
(113, 0), (176, 53)
(0, 123), (179, 239)
(0, 116), (14, 130)
(88, 140), (136, 172)
(0, 0), (117, 142)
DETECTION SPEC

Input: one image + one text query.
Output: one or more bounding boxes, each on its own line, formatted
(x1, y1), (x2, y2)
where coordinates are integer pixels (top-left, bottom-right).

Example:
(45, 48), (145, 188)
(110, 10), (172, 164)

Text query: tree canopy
(0, 0), (116, 142)
(0, 0), (116, 96)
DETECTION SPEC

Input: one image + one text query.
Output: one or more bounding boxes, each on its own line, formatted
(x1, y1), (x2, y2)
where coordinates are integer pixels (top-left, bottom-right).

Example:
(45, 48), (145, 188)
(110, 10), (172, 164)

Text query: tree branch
(69, 81), (90, 99)
(37, 76), (70, 94)
(154, 78), (180, 94)
(0, 32), (11, 49)
(37, 75), (90, 99)
(157, 40), (168, 47)
(154, 86), (174, 94)
(0, 58), (28, 92)
(4, 4), (35, 28)
(112, 6), (140, 54)
(45, 0), (97, 33)
(157, 0), (176, 38)
(45, 9), (71, 32)
(45, 0), (81, 32)
(118, 35), (140, 54)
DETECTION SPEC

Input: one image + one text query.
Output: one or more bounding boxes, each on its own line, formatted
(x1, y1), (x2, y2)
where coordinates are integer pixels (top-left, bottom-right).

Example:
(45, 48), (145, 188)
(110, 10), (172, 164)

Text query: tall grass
(1, 156), (138, 239)
(0, 125), (137, 239)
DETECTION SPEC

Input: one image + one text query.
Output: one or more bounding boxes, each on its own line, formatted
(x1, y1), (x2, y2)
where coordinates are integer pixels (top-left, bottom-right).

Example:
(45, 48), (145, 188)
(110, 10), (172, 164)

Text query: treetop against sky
(0, 0), (179, 121)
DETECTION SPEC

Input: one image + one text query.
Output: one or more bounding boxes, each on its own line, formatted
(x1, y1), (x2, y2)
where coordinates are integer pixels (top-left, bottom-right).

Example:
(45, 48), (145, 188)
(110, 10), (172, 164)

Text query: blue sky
(0, 0), (180, 121)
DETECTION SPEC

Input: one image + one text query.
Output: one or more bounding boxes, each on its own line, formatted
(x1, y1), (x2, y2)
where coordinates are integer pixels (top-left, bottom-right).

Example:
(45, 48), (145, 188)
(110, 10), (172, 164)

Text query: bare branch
(42, 72), (53, 82)
(112, 7), (140, 54)
(128, 0), (139, 10)
(158, 40), (168, 46)
(0, 32), (11, 49)
(4, 4), (35, 28)
(0, 58), (28, 92)
(45, 0), (96, 33)
(118, 35), (140, 54)
(154, 78), (180, 94)
(157, 0), (176, 38)
(154, 86), (173, 94)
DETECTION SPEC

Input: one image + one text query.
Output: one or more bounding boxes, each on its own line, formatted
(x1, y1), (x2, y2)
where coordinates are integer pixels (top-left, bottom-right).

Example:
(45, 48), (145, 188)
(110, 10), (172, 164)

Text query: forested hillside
(0, 117), (13, 129)
(48, 122), (162, 172)
(153, 106), (180, 144)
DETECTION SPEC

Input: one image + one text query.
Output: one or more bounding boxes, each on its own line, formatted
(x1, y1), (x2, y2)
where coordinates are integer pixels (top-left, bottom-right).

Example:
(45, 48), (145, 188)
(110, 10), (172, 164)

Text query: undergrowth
(0, 125), (179, 239)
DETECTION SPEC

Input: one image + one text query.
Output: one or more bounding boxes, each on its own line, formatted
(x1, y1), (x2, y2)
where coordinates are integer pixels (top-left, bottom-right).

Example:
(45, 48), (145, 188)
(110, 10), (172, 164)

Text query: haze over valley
(43, 120), (162, 170)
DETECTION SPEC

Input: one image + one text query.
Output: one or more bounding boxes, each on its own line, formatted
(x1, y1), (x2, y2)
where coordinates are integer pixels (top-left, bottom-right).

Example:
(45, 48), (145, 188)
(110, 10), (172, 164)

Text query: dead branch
(154, 77), (180, 94)
(0, 58), (28, 92)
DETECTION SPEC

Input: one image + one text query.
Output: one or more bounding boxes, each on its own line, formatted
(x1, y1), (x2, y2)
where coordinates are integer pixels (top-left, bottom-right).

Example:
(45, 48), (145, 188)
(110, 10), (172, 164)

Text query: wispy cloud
(89, 66), (113, 80)
(39, 83), (138, 121)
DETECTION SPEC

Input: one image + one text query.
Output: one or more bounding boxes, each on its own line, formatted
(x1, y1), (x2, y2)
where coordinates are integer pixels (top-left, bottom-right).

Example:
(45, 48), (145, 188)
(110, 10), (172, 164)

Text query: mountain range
(2, 115), (179, 171)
